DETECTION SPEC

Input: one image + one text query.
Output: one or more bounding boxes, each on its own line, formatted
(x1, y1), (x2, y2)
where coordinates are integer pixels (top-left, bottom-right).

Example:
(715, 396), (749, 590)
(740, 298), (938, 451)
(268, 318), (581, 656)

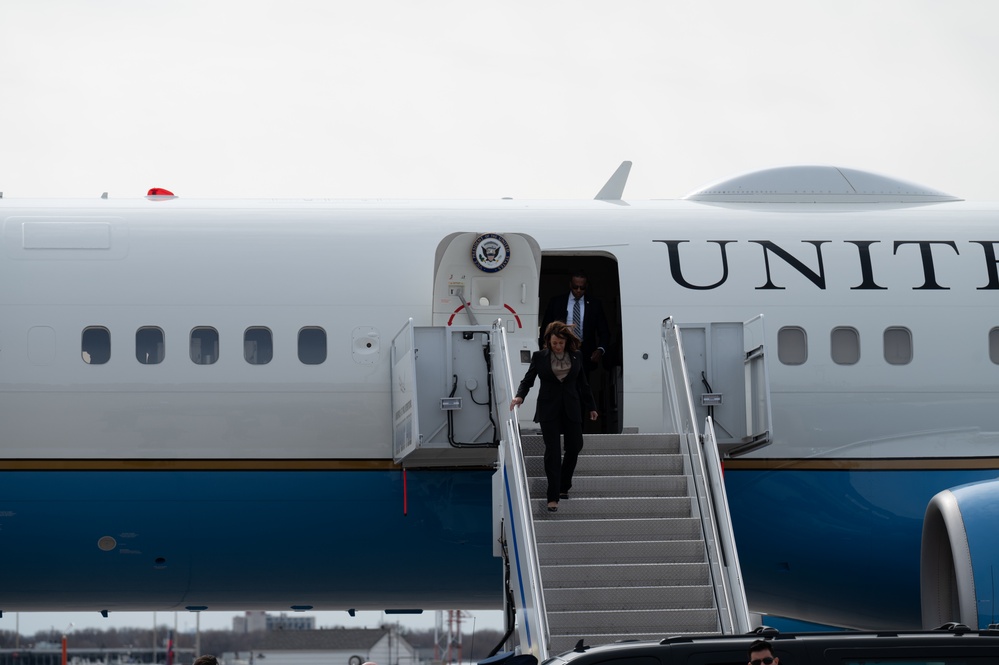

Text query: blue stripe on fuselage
(0, 469), (501, 610)
(725, 466), (999, 629)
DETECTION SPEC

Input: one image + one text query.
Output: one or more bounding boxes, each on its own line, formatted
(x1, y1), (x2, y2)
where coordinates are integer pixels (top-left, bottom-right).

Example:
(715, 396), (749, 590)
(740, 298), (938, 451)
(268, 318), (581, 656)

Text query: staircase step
(528, 475), (688, 499)
(539, 540), (706, 565)
(534, 517), (702, 543)
(540, 562), (710, 587)
(525, 454), (684, 477)
(521, 433), (681, 455)
(544, 585), (715, 611)
(546, 607), (720, 634)
(530, 496), (692, 519)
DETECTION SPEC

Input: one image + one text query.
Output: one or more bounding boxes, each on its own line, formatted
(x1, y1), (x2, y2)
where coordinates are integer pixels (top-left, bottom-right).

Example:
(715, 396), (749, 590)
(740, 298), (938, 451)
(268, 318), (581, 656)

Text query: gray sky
(2, 1), (998, 201)
(0, 0), (997, 638)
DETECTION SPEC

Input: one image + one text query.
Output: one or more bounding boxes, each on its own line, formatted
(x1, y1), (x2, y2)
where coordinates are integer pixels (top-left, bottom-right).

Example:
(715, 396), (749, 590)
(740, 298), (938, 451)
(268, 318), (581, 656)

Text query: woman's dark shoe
(547, 502), (559, 512)
(559, 492), (569, 500)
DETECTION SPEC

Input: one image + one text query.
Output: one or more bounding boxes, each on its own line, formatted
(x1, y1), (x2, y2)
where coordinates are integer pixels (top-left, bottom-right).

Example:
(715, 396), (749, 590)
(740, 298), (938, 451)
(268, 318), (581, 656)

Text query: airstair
(491, 317), (773, 659)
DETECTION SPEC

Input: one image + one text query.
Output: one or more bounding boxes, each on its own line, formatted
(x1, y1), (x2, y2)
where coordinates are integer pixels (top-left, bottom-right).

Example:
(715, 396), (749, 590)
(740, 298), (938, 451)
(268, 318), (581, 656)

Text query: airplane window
(777, 326), (807, 365)
(245, 327), (273, 365)
(831, 327), (860, 365)
(136, 327), (165, 365)
(298, 326), (327, 365)
(884, 326), (912, 365)
(82, 327), (111, 365)
(990, 328), (999, 364)
(190, 327), (219, 365)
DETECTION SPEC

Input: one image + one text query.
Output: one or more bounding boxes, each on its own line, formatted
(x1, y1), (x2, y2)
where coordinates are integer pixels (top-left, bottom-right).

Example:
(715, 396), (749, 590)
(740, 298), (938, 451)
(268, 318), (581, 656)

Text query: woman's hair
(542, 320), (581, 352)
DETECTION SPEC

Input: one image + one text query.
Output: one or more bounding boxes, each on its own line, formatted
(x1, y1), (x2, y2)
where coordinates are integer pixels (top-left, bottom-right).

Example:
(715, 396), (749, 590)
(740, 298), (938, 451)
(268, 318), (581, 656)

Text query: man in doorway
(540, 271), (611, 374)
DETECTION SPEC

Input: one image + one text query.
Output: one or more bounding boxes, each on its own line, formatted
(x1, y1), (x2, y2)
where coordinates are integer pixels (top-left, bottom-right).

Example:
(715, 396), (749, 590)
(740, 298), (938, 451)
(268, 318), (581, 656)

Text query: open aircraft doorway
(538, 254), (622, 434)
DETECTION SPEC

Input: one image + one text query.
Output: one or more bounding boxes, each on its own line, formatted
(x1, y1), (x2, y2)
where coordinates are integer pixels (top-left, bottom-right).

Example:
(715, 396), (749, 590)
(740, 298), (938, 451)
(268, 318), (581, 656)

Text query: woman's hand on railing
(510, 396), (523, 410)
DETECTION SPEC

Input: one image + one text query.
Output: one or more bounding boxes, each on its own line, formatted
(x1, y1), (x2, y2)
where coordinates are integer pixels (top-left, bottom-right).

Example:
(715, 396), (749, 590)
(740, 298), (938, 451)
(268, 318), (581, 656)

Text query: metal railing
(702, 415), (752, 633)
(661, 317), (752, 634)
(490, 320), (550, 660)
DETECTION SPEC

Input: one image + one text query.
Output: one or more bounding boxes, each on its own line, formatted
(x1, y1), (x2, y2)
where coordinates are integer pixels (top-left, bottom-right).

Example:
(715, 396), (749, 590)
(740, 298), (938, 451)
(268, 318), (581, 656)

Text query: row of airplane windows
(80, 326), (326, 365)
(778, 325), (999, 366)
(76, 324), (999, 368)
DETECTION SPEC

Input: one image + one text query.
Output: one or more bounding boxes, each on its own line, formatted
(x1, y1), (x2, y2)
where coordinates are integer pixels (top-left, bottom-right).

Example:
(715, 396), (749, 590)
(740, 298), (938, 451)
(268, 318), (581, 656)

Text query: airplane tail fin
(594, 161), (632, 200)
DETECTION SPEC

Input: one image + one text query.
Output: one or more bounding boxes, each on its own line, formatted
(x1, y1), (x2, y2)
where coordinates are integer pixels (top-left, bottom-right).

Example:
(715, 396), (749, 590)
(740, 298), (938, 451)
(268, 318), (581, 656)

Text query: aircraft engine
(920, 476), (999, 629)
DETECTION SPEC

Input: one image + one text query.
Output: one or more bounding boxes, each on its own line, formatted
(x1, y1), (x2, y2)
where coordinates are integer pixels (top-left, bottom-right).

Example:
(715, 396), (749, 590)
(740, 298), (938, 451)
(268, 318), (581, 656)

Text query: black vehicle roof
(543, 626), (999, 665)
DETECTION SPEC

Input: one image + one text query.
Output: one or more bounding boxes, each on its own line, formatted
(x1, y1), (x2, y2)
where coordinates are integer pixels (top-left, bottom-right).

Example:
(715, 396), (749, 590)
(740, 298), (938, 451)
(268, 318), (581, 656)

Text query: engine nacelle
(921, 476), (999, 628)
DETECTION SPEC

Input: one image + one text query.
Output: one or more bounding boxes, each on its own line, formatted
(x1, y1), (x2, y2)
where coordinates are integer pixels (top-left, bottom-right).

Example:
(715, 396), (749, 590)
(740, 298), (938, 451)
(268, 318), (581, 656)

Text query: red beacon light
(146, 187), (177, 199)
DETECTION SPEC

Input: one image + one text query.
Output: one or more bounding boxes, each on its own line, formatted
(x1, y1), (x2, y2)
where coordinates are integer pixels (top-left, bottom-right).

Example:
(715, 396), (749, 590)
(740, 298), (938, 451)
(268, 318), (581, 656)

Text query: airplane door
(433, 232), (542, 419)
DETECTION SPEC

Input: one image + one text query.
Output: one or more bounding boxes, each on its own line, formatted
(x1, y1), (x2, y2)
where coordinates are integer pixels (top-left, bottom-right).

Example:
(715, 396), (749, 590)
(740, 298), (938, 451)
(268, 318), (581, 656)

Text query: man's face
(570, 277), (587, 298)
(748, 649), (777, 665)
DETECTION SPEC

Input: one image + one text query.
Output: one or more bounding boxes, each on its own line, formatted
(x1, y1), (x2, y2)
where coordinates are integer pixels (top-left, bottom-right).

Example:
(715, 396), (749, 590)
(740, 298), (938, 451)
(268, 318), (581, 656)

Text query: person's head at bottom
(748, 640), (778, 665)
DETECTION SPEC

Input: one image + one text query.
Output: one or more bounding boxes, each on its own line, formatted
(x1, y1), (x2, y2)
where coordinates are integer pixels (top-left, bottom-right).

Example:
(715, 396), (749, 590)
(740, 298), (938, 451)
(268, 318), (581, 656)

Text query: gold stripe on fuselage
(723, 457), (999, 471)
(0, 459), (410, 471)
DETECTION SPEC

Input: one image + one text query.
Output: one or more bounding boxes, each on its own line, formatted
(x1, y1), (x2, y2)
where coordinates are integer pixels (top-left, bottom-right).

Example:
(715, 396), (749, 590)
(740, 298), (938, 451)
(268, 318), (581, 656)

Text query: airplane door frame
(537, 253), (622, 434)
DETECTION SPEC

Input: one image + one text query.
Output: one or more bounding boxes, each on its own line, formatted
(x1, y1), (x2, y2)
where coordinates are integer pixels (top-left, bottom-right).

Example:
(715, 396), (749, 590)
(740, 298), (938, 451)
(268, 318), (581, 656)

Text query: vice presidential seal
(471, 233), (511, 273)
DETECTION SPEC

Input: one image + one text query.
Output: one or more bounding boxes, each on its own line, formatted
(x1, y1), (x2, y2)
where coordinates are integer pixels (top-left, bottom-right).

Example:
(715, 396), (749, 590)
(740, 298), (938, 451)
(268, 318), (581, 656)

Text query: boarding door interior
(678, 316), (773, 457)
(432, 232), (542, 420)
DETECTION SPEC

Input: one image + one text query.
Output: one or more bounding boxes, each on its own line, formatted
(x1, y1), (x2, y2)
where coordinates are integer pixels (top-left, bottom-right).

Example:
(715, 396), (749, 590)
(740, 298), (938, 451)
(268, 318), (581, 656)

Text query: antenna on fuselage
(594, 160), (632, 200)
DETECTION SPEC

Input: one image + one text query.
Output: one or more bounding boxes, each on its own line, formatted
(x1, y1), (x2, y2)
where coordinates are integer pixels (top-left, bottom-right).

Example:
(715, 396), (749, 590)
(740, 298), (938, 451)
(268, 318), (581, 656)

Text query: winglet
(594, 161), (632, 200)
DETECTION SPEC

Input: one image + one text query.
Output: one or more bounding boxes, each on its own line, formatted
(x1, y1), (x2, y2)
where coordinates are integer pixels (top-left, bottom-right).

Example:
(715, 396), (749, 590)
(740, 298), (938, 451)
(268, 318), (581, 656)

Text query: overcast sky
(1, 0), (997, 639)
(2, 1), (998, 202)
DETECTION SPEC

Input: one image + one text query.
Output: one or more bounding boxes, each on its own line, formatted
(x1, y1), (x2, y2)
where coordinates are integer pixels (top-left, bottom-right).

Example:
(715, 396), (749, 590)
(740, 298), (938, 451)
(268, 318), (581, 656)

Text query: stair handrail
(702, 415), (752, 633)
(661, 317), (751, 634)
(661, 318), (699, 438)
(491, 320), (550, 661)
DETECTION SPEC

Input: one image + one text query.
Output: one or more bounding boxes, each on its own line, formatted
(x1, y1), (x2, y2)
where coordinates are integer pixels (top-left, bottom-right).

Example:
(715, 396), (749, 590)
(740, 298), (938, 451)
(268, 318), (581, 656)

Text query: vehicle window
(190, 327), (219, 365)
(831, 326), (860, 365)
(989, 327), (999, 364)
(835, 656), (995, 664)
(136, 326), (165, 364)
(778, 326), (807, 365)
(82, 326), (111, 364)
(883, 326), (912, 365)
(686, 650), (762, 665)
(583, 658), (660, 665)
(298, 326), (327, 365)
(245, 326), (273, 365)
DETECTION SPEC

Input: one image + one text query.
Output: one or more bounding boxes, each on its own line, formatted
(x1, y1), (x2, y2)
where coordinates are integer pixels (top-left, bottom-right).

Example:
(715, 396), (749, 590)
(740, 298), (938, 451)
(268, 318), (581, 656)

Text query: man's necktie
(573, 297), (582, 338)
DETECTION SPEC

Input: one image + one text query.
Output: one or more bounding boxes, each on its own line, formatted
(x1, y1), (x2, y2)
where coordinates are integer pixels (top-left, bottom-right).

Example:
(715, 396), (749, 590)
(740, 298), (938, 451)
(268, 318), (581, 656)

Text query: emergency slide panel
(390, 319), (419, 463)
(742, 314), (773, 453)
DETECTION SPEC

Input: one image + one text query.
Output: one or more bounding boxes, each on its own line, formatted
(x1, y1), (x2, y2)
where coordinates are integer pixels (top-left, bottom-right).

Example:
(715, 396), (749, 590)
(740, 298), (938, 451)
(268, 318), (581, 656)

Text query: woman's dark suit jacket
(515, 350), (597, 423)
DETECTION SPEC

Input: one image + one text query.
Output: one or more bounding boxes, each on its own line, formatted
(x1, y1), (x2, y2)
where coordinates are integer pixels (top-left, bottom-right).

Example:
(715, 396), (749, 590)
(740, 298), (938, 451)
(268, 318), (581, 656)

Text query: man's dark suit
(540, 293), (611, 371)
(515, 350), (597, 503)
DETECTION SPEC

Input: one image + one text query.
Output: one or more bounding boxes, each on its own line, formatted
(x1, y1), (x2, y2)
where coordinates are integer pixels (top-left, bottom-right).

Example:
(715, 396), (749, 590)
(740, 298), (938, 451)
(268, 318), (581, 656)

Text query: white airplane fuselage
(2, 191), (998, 629)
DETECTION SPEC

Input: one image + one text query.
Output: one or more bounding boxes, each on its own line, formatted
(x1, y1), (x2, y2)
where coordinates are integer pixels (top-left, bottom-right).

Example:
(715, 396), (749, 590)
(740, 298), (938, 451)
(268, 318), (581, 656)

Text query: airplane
(0, 164), (996, 634)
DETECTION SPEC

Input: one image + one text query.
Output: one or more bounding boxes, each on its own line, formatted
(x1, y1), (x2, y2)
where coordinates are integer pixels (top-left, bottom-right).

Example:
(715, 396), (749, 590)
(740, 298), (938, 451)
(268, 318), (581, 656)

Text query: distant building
(233, 611), (268, 633)
(222, 627), (417, 665)
(266, 615), (316, 632)
(233, 612), (316, 633)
